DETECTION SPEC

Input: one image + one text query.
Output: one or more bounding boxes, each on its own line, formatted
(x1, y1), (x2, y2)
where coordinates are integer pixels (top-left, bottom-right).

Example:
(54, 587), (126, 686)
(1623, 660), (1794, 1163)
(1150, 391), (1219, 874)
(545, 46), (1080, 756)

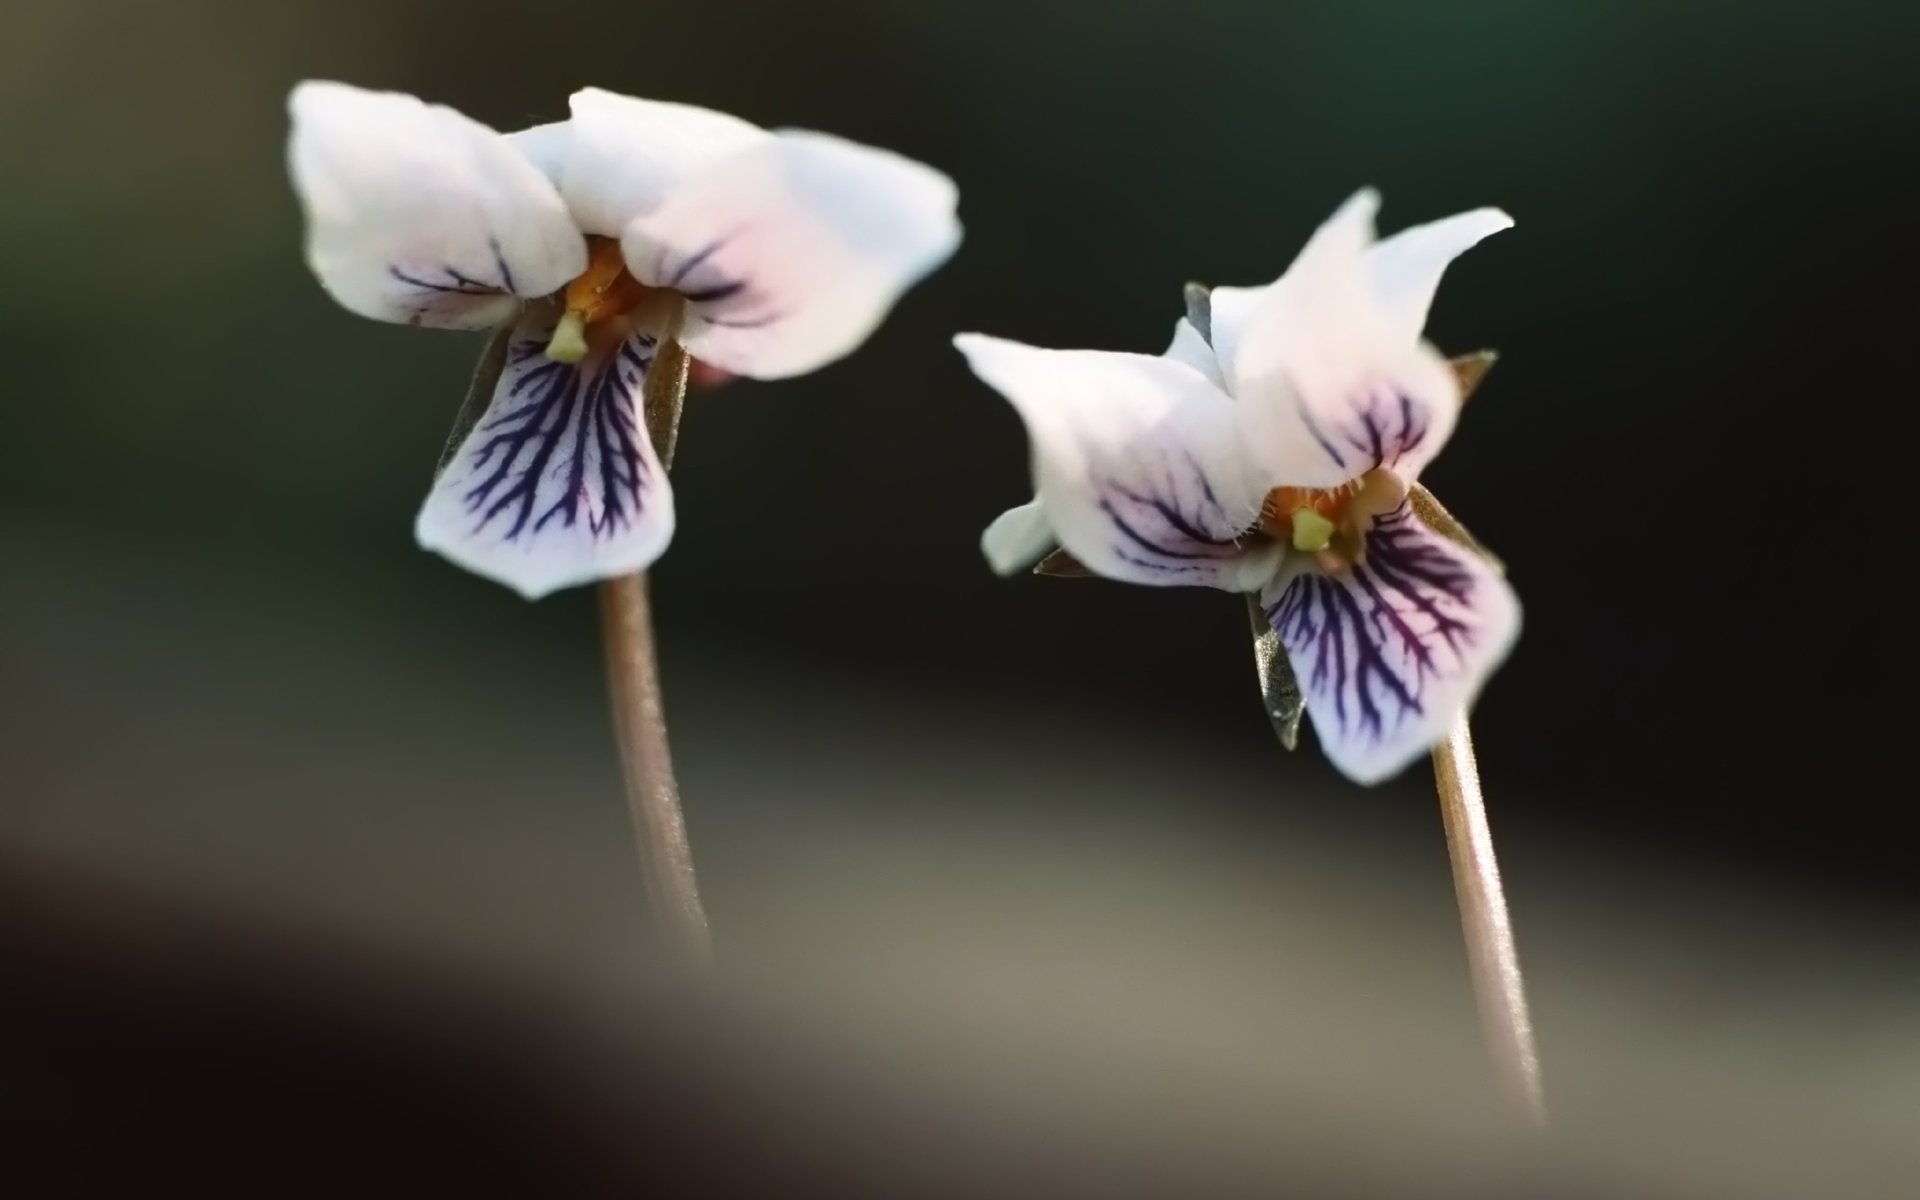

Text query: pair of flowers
(288, 82), (1520, 786)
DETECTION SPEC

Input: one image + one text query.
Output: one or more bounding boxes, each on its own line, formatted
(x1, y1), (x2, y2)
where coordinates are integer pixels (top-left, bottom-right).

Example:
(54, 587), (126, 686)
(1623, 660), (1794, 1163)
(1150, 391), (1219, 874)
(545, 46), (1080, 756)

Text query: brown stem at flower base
(599, 321), (711, 961)
(1409, 360), (1542, 1121)
(1432, 718), (1546, 1126)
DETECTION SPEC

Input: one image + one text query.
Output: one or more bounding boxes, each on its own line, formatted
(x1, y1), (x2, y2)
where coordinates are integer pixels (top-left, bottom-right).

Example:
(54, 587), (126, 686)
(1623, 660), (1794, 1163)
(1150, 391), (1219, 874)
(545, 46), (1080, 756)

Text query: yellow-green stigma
(544, 311), (589, 363)
(1287, 508), (1337, 553)
(542, 235), (658, 363)
(1257, 468), (1408, 572)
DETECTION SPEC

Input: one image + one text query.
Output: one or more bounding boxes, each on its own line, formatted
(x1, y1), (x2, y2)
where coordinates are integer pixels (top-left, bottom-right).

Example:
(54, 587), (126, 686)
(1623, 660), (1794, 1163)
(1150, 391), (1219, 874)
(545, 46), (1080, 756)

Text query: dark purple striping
(388, 243), (524, 308)
(389, 266), (494, 295)
(664, 229), (781, 325)
(388, 258), (505, 297)
(461, 332), (657, 541)
(1295, 401), (1350, 470)
(1265, 503), (1477, 745)
(1294, 383), (1434, 474)
(490, 237), (517, 295)
(679, 279), (747, 304)
(667, 237), (729, 288)
(1094, 450), (1244, 578)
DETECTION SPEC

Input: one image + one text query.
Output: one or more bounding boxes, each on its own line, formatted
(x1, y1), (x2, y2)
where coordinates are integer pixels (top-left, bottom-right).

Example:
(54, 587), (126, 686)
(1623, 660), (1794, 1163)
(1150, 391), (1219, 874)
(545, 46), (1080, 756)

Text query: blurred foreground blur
(5, 522), (1917, 1198)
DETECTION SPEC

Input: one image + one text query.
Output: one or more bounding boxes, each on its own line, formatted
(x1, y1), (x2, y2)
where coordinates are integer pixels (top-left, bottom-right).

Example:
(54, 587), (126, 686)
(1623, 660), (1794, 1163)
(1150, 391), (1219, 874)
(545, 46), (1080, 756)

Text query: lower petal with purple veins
(415, 314), (674, 598)
(1262, 502), (1519, 784)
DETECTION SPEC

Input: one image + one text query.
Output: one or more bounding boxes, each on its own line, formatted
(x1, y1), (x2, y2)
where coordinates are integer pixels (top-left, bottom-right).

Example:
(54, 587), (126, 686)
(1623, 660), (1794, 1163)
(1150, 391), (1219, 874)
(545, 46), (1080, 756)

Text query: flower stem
(599, 328), (710, 960)
(1431, 718), (1544, 1124)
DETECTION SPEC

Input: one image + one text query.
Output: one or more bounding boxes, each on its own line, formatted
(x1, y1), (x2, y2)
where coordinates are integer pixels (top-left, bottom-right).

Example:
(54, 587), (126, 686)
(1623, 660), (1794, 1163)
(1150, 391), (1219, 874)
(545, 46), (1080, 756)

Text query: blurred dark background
(3, 0), (1915, 1195)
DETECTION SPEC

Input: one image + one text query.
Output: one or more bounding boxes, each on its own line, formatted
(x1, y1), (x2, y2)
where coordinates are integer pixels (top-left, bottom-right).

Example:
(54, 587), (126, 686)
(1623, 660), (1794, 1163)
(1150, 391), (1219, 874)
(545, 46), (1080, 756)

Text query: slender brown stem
(1432, 718), (1544, 1124)
(599, 327), (710, 959)
(601, 572), (709, 958)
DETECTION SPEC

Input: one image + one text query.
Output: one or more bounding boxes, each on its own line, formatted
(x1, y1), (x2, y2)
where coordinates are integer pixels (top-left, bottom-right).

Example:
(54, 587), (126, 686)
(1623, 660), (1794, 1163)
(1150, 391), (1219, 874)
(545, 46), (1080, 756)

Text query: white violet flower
(957, 189), (1519, 784)
(287, 81), (961, 598)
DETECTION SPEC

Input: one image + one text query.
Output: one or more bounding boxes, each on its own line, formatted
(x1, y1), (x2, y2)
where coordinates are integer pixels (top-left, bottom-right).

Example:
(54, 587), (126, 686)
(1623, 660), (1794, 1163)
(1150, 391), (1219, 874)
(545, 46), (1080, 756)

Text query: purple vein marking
(680, 279), (747, 304)
(1266, 504), (1478, 745)
(462, 333), (656, 541)
(664, 228), (779, 324)
(389, 265), (493, 295)
(1094, 447), (1245, 576)
(390, 243), (522, 301)
(1293, 382), (1435, 474)
(490, 237), (517, 295)
(667, 230), (746, 289)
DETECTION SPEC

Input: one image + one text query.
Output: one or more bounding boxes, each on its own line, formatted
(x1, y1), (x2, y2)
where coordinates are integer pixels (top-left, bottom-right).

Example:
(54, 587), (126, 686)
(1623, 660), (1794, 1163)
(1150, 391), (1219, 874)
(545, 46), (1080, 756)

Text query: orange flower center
(565, 237), (655, 325)
(1257, 469), (1406, 573)
(545, 237), (667, 362)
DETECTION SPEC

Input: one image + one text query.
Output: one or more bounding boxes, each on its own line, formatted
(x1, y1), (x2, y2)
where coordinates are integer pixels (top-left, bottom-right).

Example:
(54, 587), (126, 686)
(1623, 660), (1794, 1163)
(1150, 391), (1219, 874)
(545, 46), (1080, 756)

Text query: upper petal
(623, 130), (961, 379)
(956, 334), (1278, 592)
(1261, 502), (1520, 784)
(287, 81), (586, 330)
(1228, 190), (1462, 488)
(557, 88), (768, 236)
(1365, 207), (1513, 342)
(416, 313), (673, 598)
(1206, 205), (1510, 374)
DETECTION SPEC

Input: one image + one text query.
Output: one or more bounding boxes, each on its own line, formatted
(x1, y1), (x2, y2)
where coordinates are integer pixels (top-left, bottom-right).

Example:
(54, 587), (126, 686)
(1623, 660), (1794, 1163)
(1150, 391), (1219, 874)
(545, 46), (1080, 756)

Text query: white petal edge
(977, 318), (1242, 582)
(1261, 503), (1520, 784)
(955, 333), (1279, 592)
(1206, 204), (1510, 388)
(558, 88), (768, 236)
(1365, 207), (1513, 342)
(1201, 283), (1263, 392)
(416, 314), (673, 598)
(1163, 316), (1226, 390)
(506, 120), (571, 188)
(625, 130), (962, 379)
(287, 80), (586, 330)
(1229, 189), (1462, 488)
(981, 499), (1055, 576)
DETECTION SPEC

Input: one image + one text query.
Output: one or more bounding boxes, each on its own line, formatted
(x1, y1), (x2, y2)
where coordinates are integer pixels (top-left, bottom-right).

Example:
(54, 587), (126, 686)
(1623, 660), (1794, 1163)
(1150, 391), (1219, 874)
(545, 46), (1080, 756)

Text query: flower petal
(1201, 283), (1263, 388)
(557, 89), (768, 236)
(981, 499), (1056, 576)
(955, 334), (1277, 591)
(416, 313), (672, 598)
(286, 81), (586, 330)
(624, 131), (961, 380)
(505, 120), (571, 187)
(1262, 502), (1519, 784)
(1163, 316), (1226, 389)
(1228, 189), (1461, 488)
(1365, 207), (1513, 342)
(1205, 207), (1509, 378)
